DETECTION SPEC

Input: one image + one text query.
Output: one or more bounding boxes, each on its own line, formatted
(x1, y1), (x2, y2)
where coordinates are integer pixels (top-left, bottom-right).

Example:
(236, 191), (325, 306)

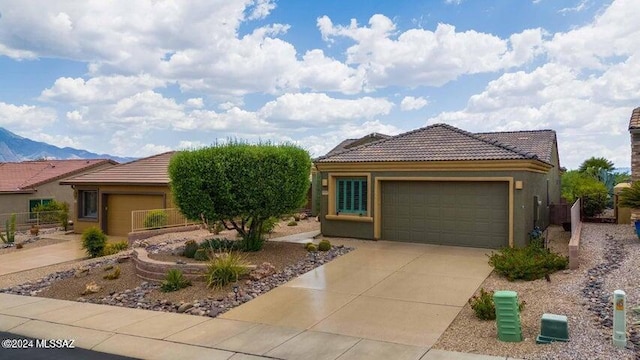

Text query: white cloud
(317, 15), (545, 88)
(559, 0), (590, 14)
(0, 102), (57, 130)
(185, 98), (204, 108)
(546, 0), (640, 69)
(40, 74), (165, 104)
(247, 0), (276, 20)
(400, 96), (429, 111)
(259, 93), (394, 123)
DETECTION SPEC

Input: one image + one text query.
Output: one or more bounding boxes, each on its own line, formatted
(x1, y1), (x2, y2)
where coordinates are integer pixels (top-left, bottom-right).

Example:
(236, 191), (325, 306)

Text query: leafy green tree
(169, 142), (311, 251)
(33, 200), (70, 230)
(561, 170), (608, 216)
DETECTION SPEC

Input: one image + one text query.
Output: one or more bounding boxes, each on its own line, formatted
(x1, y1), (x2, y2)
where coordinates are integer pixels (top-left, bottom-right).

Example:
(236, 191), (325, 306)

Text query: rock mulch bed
(434, 224), (636, 360)
(0, 245), (352, 319)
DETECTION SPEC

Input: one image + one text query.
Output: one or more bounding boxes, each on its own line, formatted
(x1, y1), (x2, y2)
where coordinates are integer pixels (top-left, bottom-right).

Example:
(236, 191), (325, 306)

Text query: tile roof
(61, 152), (175, 185)
(325, 133), (391, 157)
(0, 159), (116, 193)
(315, 123), (553, 164)
(629, 107), (640, 130)
(476, 129), (556, 164)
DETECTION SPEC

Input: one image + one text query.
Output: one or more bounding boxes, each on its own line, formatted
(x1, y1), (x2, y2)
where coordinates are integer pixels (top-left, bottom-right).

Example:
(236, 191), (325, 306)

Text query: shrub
(293, 213), (301, 221)
(205, 252), (250, 289)
(469, 288), (496, 320)
(318, 239), (331, 251)
(160, 269), (191, 292)
(488, 242), (569, 281)
(103, 266), (121, 280)
(183, 240), (199, 258)
(200, 238), (243, 252)
(194, 248), (210, 261)
(287, 220), (298, 226)
(102, 241), (129, 256)
(469, 288), (526, 320)
(143, 210), (168, 229)
(32, 200), (70, 230)
(169, 142), (311, 252)
(82, 227), (107, 258)
(619, 181), (640, 209)
(561, 170), (608, 216)
(305, 243), (317, 252)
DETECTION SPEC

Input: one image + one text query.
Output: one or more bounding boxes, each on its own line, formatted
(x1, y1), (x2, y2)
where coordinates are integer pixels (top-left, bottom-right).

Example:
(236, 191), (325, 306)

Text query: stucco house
(314, 123), (561, 248)
(61, 152), (175, 236)
(0, 159), (116, 220)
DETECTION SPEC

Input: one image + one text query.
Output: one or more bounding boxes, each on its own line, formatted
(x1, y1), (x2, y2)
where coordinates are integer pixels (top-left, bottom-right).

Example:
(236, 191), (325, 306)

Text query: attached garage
(380, 181), (508, 248)
(315, 124), (562, 248)
(105, 194), (164, 236)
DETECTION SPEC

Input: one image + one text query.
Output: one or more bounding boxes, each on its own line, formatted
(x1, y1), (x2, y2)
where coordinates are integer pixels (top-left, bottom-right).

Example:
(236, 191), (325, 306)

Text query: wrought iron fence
(131, 208), (200, 232)
(0, 211), (64, 231)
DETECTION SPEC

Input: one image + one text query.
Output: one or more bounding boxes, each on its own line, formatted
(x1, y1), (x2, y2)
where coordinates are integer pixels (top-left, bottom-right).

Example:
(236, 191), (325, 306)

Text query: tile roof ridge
(476, 129), (555, 134)
(108, 151), (174, 168)
(315, 124), (443, 161)
(437, 123), (540, 161)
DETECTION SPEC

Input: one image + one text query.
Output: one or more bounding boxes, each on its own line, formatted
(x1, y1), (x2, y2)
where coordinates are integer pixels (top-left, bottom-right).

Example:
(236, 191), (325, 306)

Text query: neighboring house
(61, 152), (175, 237)
(0, 159), (117, 219)
(314, 123), (561, 248)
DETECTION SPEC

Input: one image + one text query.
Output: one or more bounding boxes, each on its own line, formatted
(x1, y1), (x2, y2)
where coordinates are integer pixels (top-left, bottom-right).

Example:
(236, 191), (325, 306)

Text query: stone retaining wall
(132, 248), (208, 282)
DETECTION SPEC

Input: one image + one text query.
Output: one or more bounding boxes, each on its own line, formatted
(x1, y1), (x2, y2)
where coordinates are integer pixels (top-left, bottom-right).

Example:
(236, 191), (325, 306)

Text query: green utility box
(494, 290), (523, 342)
(536, 313), (569, 344)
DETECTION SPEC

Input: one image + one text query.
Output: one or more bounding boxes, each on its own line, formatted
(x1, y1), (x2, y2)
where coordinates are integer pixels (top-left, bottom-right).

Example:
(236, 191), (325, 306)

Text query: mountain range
(0, 127), (134, 163)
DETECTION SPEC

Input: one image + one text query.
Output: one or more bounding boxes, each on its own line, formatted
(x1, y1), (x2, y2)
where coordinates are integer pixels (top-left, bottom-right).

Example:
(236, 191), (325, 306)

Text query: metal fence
(0, 211), (64, 231)
(131, 208), (200, 232)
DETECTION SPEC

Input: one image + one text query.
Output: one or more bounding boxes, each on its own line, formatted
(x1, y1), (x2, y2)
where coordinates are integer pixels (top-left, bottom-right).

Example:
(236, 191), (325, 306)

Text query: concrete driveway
(221, 239), (493, 349)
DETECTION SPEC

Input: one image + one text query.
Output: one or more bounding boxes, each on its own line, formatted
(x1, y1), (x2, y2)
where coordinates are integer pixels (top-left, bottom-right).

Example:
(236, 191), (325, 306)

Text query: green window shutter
(336, 178), (367, 215)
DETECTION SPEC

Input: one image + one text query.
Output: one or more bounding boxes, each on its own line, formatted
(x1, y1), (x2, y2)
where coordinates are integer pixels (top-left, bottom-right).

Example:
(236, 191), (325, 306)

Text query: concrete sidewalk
(0, 293), (519, 360)
(0, 236), (87, 276)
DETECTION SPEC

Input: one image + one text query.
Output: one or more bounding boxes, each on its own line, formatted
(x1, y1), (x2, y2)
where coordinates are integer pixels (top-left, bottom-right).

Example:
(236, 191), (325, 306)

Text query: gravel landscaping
(0, 219), (355, 319)
(434, 223), (638, 360)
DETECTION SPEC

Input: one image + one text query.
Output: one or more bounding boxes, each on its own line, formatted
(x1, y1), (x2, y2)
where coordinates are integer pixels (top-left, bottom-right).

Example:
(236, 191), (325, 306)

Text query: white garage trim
(374, 177), (514, 248)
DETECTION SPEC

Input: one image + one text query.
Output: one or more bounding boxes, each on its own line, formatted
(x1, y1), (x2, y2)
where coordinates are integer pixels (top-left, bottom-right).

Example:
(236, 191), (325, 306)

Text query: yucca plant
(205, 252), (250, 289)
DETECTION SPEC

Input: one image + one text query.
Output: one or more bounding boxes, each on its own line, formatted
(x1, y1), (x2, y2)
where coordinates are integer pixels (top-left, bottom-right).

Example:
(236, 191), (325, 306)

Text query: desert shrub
(169, 142), (311, 252)
(318, 239), (331, 251)
(102, 240), (129, 256)
(205, 252), (250, 289)
(293, 213), (301, 221)
(160, 269), (191, 292)
(561, 170), (608, 216)
(469, 288), (526, 320)
(287, 220), (298, 226)
(469, 288), (496, 320)
(200, 238), (243, 252)
(103, 266), (121, 280)
(81, 227), (107, 258)
(194, 248), (210, 261)
(305, 243), (317, 252)
(143, 210), (168, 229)
(32, 200), (70, 230)
(183, 240), (199, 258)
(488, 242), (568, 281)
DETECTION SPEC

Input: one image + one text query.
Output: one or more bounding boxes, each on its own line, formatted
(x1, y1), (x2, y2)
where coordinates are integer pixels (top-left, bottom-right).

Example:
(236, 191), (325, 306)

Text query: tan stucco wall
(73, 184), (173, 234)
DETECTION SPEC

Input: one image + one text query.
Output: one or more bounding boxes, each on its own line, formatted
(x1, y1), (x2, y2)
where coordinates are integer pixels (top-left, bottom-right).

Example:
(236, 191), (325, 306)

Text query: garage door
(381, 181), (508, 248)
(106, 194), (164, 236)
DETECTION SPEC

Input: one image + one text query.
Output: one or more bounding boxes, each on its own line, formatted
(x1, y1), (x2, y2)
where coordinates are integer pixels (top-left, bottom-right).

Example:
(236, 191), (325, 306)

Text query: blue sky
(0, 0), (637, 169)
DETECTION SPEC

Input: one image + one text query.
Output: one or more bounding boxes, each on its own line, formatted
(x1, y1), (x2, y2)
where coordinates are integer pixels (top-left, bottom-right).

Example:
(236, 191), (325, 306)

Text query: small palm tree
(619, 182), (640, 209)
